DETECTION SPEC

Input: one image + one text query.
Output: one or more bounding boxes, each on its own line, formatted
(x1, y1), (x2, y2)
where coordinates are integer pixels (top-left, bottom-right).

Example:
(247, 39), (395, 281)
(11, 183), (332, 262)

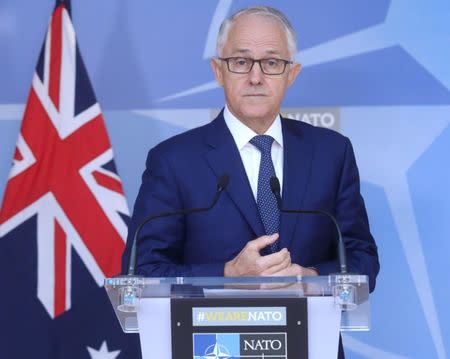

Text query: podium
(105, 274), (370, 358)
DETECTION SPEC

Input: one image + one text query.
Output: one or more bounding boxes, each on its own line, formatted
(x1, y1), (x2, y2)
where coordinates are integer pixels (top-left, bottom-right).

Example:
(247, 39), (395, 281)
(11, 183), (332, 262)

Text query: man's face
(211, 14), (301, 129)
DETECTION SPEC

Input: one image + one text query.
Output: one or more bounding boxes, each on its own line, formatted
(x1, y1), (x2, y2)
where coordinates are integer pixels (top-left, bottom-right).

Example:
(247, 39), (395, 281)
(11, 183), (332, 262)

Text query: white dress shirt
(223, 105), (283, 200)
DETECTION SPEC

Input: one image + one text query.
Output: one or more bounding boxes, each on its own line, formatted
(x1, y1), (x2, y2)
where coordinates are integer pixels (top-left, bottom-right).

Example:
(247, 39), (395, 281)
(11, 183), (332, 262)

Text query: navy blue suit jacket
(122, 111), (379, 291)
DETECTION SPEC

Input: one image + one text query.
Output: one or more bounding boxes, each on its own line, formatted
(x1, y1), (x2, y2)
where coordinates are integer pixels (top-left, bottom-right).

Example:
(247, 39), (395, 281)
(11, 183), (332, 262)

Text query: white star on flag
(87, 341), (120, 359)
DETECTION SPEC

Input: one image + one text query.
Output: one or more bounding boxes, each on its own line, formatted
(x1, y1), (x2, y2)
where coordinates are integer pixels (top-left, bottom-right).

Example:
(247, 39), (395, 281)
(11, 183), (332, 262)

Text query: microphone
(127, 174), (229, 275)
(269, 176), (347, 274)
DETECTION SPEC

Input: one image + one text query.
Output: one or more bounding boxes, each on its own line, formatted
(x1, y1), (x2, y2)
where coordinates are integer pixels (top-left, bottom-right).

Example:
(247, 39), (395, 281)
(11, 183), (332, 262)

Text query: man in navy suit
(122, 7), (379, 291)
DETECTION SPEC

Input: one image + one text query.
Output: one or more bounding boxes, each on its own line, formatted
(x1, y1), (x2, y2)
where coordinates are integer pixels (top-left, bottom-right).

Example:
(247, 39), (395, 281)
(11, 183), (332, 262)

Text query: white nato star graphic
(342, 108), (450, 359)
(157, 0), (450, 102)
(87, 341), (120, 359)
(203, 342), (231, 359)
(297, 0), (450, 91)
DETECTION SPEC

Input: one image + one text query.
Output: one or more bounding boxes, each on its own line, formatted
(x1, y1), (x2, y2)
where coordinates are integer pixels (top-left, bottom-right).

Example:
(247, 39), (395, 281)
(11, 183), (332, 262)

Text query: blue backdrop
(1, 1), (449, 358)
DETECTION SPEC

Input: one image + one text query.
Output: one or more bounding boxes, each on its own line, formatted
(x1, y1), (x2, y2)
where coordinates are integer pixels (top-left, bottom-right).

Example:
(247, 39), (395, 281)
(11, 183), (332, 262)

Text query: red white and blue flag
(0, 1), (140, 357)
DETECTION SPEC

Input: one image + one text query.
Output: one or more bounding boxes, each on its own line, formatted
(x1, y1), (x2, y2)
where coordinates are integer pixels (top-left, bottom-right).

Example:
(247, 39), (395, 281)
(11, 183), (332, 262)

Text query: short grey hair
(216, 6), (298, 59)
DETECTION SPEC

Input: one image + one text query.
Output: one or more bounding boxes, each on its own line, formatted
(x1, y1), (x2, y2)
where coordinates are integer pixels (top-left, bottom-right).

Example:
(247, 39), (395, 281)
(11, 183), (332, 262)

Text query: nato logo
(193, 333), (286, 358)
(193, 333), (238, 358)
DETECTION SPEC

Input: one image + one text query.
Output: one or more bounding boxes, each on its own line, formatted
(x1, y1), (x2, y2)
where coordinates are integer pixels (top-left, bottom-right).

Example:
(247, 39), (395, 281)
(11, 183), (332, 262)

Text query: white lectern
(105, 275), (370, 358)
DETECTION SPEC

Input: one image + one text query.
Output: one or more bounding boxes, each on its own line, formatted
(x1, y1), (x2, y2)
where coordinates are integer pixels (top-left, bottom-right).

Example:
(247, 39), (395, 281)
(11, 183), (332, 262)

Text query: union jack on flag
(0, 1), (140, 357)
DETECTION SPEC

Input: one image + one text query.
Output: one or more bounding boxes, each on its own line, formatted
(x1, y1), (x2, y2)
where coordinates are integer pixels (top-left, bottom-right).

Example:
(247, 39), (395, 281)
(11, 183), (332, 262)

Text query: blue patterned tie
(250, 135), (280, 253)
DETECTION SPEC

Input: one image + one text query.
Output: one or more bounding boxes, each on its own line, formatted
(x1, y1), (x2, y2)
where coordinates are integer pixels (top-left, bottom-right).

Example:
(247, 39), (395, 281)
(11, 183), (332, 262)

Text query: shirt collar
(224, 105), (283, 150)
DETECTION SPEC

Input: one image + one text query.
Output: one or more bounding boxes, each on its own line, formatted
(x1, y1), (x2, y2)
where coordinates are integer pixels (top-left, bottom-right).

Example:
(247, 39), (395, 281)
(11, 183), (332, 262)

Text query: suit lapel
(204, 112), (265, 238)
(279, 119), (313, 249)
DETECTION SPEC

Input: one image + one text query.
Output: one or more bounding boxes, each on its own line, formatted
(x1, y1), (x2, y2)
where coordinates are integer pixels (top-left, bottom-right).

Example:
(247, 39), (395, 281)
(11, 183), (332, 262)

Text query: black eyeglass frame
(218, 57), (294, 75)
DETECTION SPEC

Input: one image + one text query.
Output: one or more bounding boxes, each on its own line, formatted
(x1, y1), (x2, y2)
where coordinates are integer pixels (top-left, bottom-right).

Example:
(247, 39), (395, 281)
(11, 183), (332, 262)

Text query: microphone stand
(117, 175), (229, 312)
(270, 176), (358, 310)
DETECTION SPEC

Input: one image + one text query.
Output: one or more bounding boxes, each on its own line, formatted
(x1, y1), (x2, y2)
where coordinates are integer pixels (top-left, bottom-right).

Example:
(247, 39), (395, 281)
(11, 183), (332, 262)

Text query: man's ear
(210, 58), (224, 86)
(287, 62), (302, 87)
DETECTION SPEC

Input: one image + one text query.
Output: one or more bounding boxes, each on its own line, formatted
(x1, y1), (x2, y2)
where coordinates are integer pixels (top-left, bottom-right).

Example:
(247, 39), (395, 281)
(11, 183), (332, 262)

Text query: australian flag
(0, 1), (141, 357)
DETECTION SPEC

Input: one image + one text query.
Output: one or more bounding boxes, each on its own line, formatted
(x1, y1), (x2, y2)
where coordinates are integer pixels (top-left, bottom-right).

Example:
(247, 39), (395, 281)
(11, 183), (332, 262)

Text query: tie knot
(250, 135), (274, 154)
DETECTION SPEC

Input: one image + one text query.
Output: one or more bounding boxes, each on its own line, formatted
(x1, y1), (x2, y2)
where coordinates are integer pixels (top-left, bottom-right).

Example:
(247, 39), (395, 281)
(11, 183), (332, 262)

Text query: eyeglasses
(218, 57), (293, 75)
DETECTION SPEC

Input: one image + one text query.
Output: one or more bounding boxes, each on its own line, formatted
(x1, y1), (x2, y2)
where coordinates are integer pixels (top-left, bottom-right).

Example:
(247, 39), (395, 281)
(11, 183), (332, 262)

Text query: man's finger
(249, 233), (279, 251)
(269, 267), (291, 277)
(271, 264), (307, 277)
(258, 247), (290, 270)
(261, 254), (291, 275)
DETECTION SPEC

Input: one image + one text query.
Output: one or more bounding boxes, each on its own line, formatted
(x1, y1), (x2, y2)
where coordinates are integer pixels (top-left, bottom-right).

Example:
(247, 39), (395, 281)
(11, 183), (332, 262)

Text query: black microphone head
(270, 176), (281, 194)
(217, 174), (229, 192)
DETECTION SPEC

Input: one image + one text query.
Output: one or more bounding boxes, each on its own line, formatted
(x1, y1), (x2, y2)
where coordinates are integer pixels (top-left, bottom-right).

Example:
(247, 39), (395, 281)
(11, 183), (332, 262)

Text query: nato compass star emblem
(157, 0), (450, 101)
(203, 342), (231, 359)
